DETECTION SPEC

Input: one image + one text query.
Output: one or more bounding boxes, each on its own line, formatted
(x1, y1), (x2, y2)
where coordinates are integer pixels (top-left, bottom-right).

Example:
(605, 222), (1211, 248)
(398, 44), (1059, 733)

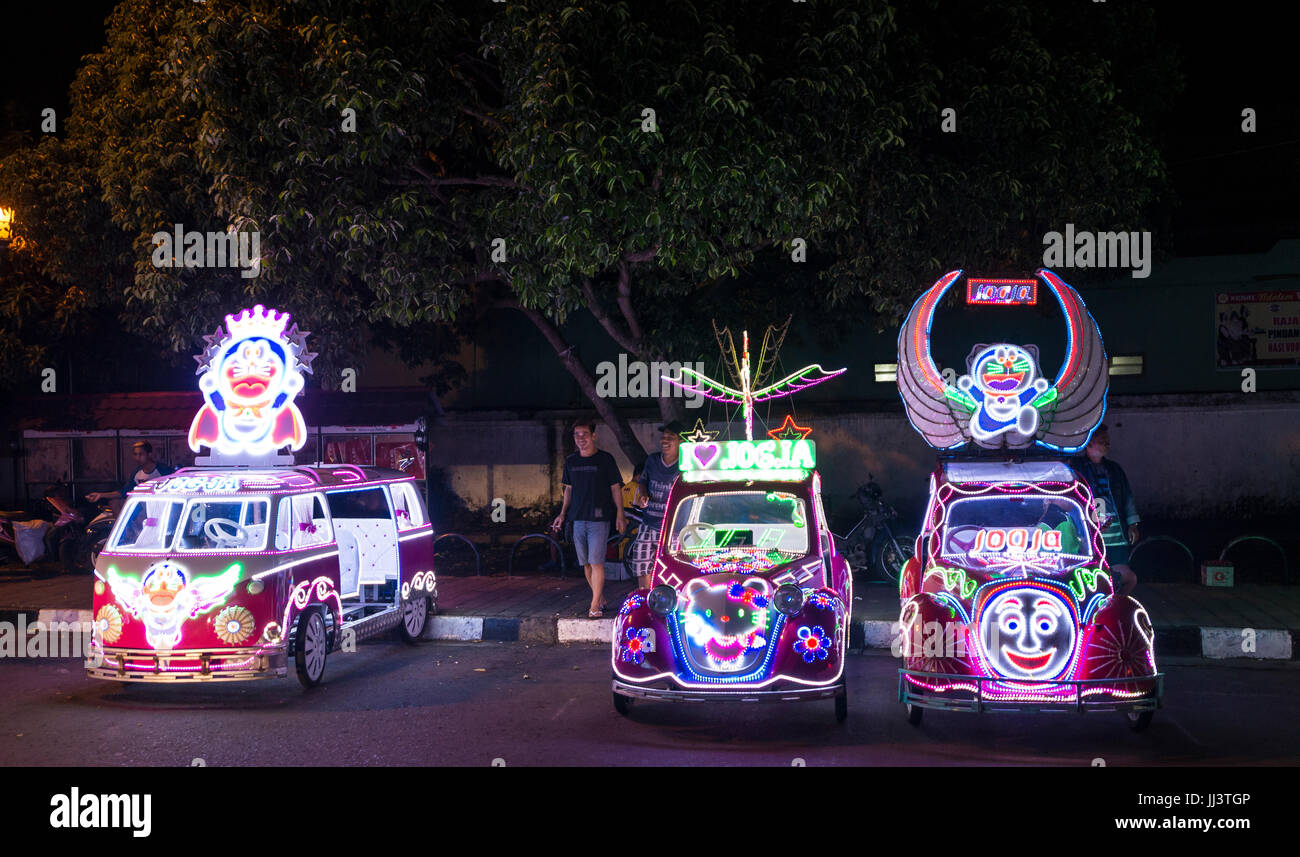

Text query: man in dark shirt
(88, 441), (177, 513)
(630, 420), (685, 589)
(1070, 425), (1140, 596)
(550, 418), (626, 617)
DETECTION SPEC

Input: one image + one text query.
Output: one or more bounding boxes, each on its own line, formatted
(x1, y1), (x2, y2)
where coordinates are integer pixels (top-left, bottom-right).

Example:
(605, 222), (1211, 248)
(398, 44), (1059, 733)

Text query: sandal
(587, 608), (604, 619)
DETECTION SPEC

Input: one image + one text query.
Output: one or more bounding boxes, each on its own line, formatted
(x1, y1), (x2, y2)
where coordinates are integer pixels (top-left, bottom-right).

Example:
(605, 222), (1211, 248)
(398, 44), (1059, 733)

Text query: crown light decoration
(188, 305), (317, 464)
(662, 317), (845, 441)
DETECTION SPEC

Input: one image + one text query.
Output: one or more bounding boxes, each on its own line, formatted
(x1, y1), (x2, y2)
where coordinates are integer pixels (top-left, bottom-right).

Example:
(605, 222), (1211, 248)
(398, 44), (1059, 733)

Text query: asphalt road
(0, 641), (1296, 767)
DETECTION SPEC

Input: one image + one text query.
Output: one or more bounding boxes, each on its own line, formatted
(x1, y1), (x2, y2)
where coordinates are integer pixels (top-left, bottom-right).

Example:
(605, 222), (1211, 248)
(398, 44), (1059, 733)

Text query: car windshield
(110, 499), (184, 551)
(941, 495), (1093, 568)
(175, 498), (271, 552)
(668, 490), (810, 566)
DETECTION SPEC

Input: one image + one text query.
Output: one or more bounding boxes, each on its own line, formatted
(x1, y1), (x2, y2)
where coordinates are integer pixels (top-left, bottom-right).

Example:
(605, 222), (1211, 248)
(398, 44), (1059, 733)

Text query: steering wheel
(946, 526), (982, 552)
(204, 517), (249, 548)
(679, 522), (717, 550)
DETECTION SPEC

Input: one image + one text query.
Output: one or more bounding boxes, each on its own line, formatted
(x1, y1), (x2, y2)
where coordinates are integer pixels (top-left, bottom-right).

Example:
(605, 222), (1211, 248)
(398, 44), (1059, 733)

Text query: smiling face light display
(188, 305), (315, 461)
(957, 344), (1051, 442)
(977, 584), (1078, 681)
(681, 578), (771, 672)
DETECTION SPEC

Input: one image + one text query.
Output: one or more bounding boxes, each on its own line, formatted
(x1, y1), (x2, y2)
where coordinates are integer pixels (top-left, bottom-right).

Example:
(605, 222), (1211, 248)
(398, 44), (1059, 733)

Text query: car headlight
(773, 584), (805, 616)
(647, 585), (678, 616)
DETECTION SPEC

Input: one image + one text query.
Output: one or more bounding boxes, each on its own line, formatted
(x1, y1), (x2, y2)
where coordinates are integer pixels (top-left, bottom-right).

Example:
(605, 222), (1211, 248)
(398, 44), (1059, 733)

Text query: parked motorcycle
(40, 486), (114, 574)
(834, 475), (915, 582)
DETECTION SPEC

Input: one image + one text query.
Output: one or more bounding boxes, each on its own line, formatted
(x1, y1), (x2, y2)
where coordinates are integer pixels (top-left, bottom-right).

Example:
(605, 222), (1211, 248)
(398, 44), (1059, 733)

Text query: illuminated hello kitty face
(973, 345), (1036, 397)
(218, 338), (287, 404)
(978, 585), (1077, 680)
(681, 578), (771, 672)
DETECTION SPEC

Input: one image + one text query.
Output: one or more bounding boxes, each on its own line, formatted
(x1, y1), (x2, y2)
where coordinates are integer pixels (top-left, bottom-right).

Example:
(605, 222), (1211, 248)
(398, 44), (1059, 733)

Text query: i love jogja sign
(679, 439), (815, 474)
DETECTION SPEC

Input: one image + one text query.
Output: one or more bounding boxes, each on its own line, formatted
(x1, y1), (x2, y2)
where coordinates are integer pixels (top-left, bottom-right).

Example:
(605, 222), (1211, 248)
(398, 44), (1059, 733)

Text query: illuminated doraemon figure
(106, 561), (241, 650)
(977, 585), (1078, 681)
(188, 305), (315, 461)
(957, 344), (1050, 442)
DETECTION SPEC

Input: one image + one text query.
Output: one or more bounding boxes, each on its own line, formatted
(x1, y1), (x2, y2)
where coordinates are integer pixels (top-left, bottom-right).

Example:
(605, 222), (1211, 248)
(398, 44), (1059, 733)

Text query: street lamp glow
(0, 207), (13, 242)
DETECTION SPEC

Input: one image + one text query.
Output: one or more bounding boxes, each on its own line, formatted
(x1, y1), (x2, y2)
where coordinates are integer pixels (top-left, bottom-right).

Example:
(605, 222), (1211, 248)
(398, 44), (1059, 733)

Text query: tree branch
(616, 261), (645, 343)
(580, 277), (640, 354)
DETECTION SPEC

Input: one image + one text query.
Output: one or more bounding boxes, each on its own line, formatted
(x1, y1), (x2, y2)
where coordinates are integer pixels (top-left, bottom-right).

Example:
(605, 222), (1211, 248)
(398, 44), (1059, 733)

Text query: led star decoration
(662, 318), (846, 440)
(188, 305), (316, 464)
(766, 414), (812, 440)
(680, 419), (719, 443)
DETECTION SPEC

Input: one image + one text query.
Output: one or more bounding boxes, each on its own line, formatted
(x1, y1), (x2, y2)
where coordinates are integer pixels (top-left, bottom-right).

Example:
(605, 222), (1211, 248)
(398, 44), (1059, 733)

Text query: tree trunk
(510, 302), (647, 469)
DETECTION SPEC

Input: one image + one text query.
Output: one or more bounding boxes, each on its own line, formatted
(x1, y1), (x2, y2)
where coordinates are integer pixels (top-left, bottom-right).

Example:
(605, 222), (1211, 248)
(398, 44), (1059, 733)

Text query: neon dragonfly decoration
(188, 305), (317, 462)
(662, 318), (844, 441)
(105, 561), (242, 649)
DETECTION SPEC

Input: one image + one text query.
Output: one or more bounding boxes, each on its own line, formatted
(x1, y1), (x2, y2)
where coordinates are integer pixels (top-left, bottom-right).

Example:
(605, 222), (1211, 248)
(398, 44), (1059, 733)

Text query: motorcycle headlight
(773, 584), (805, 616)
(647, 585), (678, 616)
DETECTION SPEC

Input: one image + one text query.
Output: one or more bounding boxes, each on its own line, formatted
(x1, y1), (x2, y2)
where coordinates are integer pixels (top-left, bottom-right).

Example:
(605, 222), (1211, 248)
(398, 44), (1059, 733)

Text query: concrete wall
(428, 393), (1300, 528)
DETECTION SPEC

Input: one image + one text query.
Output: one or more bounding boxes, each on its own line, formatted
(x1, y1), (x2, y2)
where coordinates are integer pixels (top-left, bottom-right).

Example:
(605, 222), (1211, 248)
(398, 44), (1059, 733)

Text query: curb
(2, 607), (1296, 660)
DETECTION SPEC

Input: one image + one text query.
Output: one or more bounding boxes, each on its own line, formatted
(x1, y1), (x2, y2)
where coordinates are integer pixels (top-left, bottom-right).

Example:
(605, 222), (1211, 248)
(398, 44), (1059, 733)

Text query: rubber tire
(613, 691), (632, 717)
(400, 596), (430, 644)
(834, 690), (848, 723)
(1127, 710), (1154, 732)
(874, 534), (914, 583)
(906, 702), (924, 726)
(294, 608), (329, 689)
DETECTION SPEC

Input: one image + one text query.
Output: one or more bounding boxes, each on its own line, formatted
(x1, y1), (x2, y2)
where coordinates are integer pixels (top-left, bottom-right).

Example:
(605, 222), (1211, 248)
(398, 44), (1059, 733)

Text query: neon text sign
(972, 527), (1063, 555)
(679, 439), (815, 481)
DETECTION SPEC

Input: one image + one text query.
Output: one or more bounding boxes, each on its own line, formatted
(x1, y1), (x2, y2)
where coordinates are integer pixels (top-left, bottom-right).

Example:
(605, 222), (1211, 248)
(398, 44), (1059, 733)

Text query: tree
(1, 0), (1178, 468)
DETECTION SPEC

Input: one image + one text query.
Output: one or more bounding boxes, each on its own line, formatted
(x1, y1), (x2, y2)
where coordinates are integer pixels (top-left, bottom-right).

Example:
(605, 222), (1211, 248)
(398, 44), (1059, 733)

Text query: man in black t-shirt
(630, 420), (684, 589)
(550, 418), (626, 617)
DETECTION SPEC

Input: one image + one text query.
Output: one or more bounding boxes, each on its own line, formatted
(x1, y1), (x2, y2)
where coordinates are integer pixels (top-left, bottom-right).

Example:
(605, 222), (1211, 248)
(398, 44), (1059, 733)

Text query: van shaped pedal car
(86, 305), (435, 687)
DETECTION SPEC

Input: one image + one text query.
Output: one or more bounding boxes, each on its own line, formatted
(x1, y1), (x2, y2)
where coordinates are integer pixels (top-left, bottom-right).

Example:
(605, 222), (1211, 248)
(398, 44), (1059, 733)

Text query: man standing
(1070, 425), (1140, 596)
(550, 418), (626, 618)
(629, 421), (684, 590)
(88, 441), (177, 511)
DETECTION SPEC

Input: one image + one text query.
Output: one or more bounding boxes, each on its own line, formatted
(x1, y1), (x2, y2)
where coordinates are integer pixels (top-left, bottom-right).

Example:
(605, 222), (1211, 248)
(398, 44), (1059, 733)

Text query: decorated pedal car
(611, 325), (851, 720)
(894, 270), (1162, 729)
(86, 306), (436, 687)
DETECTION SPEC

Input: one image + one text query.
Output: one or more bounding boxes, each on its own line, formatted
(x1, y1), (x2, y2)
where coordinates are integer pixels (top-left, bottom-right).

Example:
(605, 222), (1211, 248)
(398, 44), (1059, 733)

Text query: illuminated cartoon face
(978, 585), (1077, 680)
(218, 338), (286, 405)
(107, 561), (241, 650)
(974, 345), (1035, 399)
(682, 578), (770, 672)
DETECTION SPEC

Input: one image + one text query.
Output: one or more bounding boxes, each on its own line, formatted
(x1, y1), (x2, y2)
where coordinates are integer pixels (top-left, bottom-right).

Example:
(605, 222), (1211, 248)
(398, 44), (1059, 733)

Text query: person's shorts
(628, 521), (662, 579)
(572, 519), (612, 566)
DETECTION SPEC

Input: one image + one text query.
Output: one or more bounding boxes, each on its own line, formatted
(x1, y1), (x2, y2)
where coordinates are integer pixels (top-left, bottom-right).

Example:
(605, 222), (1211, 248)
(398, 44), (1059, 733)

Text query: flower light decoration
(188, 305), (316, 464)
(662, 317), (845, 441)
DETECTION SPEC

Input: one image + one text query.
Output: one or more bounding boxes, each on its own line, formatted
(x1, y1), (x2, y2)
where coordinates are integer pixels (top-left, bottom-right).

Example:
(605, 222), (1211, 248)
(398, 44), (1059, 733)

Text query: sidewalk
(2, 566), (1296, 659)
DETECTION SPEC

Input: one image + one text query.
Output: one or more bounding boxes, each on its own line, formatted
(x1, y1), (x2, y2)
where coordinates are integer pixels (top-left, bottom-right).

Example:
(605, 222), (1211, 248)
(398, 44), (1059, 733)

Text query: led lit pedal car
(86, 306), (436, 687)
(611, 437), (852, 721)
(894, 270), (1162, 729)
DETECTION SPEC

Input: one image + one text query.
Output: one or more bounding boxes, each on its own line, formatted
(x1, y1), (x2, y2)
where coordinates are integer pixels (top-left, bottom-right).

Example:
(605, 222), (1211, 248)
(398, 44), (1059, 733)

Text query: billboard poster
(1216, 290), (1300, 368)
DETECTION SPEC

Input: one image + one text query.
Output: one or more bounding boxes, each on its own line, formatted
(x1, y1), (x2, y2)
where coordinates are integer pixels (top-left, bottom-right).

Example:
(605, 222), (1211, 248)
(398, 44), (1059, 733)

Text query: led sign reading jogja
(679, 439), (815, 481)
(188, 305), (316, 464)
(161, 475), (243, 493)
(966, 278), (1038, 306)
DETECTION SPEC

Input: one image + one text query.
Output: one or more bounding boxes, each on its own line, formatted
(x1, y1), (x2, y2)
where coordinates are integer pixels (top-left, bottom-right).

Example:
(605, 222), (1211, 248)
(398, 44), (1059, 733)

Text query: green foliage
(0, 0), (1177, 404)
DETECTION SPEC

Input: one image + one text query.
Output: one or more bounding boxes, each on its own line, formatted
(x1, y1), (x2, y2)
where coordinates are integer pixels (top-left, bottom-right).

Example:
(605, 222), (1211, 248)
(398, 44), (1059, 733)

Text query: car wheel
(1127, 710), (1153, 732)
(906, 702), (924, 726)
(834, 689), (848, 723)
(613, 691), (632, 717)
(400, 595), (430, 644)
(294, 608), (329, 688)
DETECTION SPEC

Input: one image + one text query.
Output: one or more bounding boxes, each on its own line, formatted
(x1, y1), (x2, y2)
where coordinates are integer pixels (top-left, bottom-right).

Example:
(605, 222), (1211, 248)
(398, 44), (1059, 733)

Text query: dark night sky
(3, 1), (1297, 255)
